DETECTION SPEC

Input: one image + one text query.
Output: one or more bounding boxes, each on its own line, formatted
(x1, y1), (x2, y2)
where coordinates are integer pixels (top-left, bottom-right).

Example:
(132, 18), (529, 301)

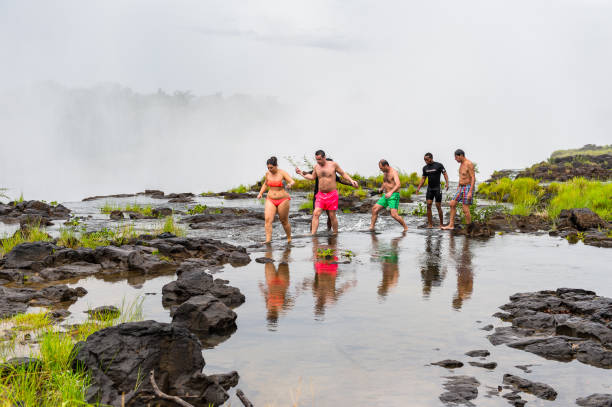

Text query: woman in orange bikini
(257, 156), (295, 243)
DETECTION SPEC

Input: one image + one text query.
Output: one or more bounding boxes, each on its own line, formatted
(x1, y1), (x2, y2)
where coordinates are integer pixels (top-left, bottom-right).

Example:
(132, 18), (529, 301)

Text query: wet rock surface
(488, 288), (612, 368)
(162, 266), (245, 308)
(72, 321), (238, 407)
(576, 393), (612, 407)
(0, 200), (71, 225)
(468, 361), (497, 369)
(439, 376), (480, 406)
(502, 373), (557, 400)
(171, 294), (237, 336)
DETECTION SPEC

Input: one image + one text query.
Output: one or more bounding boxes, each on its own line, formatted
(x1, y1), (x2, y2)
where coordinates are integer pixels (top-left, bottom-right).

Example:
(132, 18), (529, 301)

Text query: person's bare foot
(403, 226), (408, 232)
(369, 228), (376, 232)
(426, 224), (434, 229)
(286, 237), (292, 243)
(440, 224), (454, 230)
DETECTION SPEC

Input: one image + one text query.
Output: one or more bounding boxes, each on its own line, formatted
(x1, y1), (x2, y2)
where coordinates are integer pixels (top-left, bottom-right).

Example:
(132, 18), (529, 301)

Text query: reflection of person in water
(371, 232), (404, 299)
(310, 235), (355, 317)
(449, 234), (474, 310)
(420, 234), (446, 297)
(258, 246), (293, 327)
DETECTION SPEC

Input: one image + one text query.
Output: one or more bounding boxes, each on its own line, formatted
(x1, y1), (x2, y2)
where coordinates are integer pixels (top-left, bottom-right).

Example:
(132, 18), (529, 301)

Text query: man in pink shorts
(296, 150), (358, 235)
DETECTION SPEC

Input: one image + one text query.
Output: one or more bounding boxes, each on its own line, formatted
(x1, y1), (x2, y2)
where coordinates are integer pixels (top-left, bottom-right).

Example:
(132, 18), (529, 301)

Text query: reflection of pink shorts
(315, 190), (339, 211)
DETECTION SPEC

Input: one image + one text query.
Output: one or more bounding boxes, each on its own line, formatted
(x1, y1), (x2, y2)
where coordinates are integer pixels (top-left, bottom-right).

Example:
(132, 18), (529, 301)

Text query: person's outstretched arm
(335, 163), (358, 187)
(282, 170), (295, 189)
(296, 167), (316, 180)
(257, 176), (268, 199)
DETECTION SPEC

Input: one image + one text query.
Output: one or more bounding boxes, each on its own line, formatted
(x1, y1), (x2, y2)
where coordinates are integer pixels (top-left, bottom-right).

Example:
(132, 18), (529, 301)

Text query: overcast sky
(1, 1), (611, 200)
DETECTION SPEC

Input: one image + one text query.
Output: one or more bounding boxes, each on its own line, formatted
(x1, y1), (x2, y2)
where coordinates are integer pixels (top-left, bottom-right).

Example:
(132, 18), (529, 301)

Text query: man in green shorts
(369, 159), (408, 231)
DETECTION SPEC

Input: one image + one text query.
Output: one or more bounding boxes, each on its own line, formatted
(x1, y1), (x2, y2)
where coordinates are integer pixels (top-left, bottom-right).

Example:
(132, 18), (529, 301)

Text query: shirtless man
(296, 150), (358, 235)
(441, 149), (476, 230)
(369, 159), (408, 231)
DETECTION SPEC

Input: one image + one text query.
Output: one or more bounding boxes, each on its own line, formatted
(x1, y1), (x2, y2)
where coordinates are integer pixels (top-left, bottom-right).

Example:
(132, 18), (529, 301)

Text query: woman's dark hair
(266, 156), (278, 166)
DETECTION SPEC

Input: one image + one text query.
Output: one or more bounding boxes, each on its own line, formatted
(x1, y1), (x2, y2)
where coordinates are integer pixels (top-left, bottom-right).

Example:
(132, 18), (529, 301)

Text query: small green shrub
(187, 204), (207, 215)
(156, 216), (186, 237)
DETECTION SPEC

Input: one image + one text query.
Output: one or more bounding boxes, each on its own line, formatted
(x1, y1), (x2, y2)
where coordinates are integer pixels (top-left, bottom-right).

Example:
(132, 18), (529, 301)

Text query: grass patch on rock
(0, 224), (51, 258)
(100, 202), (154, 216)
(0, 299), (143, 406)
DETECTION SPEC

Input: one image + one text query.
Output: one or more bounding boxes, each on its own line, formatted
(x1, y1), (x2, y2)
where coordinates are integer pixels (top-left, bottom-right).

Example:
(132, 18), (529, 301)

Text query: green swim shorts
(376, 192), (400, 210)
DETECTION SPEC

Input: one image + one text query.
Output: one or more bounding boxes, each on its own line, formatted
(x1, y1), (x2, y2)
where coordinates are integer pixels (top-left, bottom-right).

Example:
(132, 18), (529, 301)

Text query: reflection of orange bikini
(267, 180), (291, 207)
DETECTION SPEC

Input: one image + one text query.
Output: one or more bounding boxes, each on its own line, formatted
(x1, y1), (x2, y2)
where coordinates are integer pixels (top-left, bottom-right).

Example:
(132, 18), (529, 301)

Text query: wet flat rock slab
(439, 376), (480, 406)
(488, 288), (612, 369)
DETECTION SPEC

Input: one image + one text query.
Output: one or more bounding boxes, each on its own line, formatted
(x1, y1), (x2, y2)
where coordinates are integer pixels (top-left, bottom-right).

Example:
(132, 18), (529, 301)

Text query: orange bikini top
(267, 180), (283, 188)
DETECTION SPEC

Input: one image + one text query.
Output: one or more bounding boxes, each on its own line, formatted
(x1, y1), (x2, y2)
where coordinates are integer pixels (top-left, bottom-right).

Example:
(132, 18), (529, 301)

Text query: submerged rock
(72, 320), (238, 407)
(439, 375), (480, 406)
(0, 357), (42, 376)
(489, 288), (612, 369)
(576, 393), (612, 407)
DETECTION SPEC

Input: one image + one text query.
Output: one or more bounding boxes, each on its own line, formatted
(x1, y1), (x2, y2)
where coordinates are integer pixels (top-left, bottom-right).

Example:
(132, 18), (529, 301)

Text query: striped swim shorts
(453, 184), (473, 205)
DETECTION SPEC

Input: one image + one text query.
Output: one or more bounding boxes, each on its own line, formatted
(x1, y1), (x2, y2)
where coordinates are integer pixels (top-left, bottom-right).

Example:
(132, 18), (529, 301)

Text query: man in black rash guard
(301, 157), (354, 231)
(416, 152), (449, 228)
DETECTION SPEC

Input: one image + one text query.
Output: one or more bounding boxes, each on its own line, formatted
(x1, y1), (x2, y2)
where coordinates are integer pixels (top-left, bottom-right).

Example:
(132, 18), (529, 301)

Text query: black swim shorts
(426, 188), (442, 202)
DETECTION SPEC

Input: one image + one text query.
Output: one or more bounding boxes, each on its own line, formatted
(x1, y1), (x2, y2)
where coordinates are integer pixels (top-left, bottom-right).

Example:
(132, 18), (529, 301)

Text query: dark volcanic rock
(39, 262), (102, 280)
(569, 208), (607, 231)
(71, 321), (237, 407)
(576, 393), (612, 407)
(0, 200), (71, 225)
(255, 257), (275, 264)
(502, 374), (557, 400)
(162, 267), (245, 308)
(432, 359), (464, 369)
(439, 376), (479, 406)
(228, 250), (251, 266)
(465, 349), (490, 357)
(151, 207), (172, 217)
(109, 210), (124, 220)
(37, 284), (87, 303)
(4, 241), (57, 269)
(171, 295), (237, 336)
(468, 361), (497, 369)
(490, 288), (612, 368)
(452, 222), (494, 238)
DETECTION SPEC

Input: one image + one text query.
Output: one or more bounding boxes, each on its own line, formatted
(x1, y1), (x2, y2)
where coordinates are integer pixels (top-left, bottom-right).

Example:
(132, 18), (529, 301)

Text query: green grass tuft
(1, 224), (51, 258)
(187, 204), (207, 215)
(156, 216), (186, 237)
(547, 177), (612, 221)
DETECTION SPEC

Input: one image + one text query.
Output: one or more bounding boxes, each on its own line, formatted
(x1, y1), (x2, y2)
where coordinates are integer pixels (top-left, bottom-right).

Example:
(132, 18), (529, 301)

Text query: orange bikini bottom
(267, 197), (291, 207)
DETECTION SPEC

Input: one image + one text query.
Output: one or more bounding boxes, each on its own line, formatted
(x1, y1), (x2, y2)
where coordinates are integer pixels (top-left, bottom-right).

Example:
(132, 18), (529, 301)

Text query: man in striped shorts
(441, 149), (476, 230)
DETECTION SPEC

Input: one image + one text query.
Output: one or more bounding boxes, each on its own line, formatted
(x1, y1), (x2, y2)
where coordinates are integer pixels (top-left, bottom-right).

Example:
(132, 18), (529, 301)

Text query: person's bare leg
(441, 200), (457, 229)
(369, 204), (383, 231)
(264, 199), (277, 242)
(311, 207), (323, 235)
(277, 199), (292, 242)
(426, 200), (434, 228)
(462, 203), (471, 225)
(328, 210), (338, 234)
(436, 202), (443, 226)
(326, 210), (332, 231)
(390, 208), (408, 231)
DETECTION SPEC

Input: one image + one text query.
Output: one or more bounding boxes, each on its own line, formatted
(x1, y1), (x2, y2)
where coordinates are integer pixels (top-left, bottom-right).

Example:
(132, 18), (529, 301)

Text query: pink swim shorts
(315, 190), (339, 211)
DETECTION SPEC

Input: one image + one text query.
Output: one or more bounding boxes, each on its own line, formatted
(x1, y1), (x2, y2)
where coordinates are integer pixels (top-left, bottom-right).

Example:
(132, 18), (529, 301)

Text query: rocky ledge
(0, 234), (250, 317)
(488, 288), (612, 369)
(0, 200), (70, 227)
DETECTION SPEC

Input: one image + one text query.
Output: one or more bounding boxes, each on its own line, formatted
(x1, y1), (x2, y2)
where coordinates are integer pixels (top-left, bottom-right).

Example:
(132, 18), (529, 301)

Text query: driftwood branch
(236, 388), (254, 407)
(149, 370), (194, 407)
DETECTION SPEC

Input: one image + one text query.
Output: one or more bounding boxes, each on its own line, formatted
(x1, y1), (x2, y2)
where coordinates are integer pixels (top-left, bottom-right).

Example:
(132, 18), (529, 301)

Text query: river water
(7, 193), (612, 406)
